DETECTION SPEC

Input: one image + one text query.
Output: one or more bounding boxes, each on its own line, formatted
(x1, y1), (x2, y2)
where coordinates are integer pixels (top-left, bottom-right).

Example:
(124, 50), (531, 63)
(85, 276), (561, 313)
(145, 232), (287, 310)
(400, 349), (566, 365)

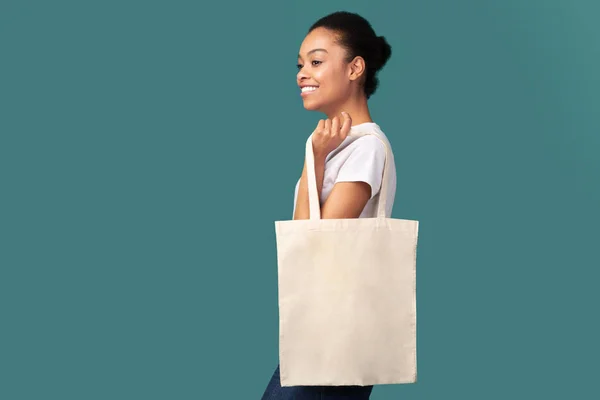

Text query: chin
(302, 99), (323, 112)
(303, 104), (320, 111)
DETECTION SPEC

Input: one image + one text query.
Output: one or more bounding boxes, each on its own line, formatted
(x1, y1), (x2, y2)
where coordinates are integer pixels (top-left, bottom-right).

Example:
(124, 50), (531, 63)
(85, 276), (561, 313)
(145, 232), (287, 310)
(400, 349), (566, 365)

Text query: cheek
(323, 72), (349, 97)
(316, 67), (344, 90)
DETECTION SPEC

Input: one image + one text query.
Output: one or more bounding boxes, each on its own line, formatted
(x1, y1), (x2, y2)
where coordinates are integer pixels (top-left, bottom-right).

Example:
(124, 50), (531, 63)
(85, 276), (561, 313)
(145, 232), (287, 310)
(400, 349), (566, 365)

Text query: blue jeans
(261, 365), (373, 399)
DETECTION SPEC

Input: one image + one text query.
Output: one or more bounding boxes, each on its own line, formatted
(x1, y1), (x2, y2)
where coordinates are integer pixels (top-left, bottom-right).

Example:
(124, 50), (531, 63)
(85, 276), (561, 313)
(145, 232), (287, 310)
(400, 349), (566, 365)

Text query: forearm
(293, 154), (327, 220)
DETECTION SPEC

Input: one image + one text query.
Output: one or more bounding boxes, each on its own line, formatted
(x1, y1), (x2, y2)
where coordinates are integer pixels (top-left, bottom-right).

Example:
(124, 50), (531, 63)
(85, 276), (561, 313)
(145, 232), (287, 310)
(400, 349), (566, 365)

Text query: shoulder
(336, 133), (388, 174)
(346, 134), (387, 160)
(351, 134), (386, 148)
(333, 133), (388, 199)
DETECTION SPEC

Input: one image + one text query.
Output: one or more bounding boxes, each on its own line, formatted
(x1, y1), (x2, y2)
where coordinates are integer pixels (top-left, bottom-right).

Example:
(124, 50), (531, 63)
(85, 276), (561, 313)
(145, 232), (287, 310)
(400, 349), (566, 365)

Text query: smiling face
(297, 28), (359, 115)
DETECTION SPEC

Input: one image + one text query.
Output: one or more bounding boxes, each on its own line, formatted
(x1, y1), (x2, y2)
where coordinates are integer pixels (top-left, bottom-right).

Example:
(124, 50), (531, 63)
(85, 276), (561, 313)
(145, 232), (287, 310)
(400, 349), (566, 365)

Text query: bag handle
(305, 129), (392, 220)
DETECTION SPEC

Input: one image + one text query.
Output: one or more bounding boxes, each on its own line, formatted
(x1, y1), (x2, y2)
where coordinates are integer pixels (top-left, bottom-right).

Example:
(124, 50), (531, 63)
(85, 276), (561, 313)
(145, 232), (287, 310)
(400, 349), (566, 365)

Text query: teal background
(1, 0), (598, 398)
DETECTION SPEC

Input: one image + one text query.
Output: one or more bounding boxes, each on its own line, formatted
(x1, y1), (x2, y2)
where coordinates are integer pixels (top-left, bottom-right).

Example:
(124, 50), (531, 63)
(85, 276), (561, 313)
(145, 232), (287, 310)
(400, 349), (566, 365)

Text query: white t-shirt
(292, 122), (396, 218)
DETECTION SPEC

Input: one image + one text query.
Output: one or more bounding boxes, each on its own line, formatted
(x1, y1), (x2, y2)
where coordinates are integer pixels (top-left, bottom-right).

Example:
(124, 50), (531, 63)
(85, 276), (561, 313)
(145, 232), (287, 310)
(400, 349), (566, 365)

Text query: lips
(300, 86), (318, 96)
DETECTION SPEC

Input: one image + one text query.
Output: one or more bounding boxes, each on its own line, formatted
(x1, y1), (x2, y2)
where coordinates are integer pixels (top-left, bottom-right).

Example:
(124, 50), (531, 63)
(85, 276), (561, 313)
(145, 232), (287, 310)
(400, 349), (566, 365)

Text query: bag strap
(305, 129), (392, 220)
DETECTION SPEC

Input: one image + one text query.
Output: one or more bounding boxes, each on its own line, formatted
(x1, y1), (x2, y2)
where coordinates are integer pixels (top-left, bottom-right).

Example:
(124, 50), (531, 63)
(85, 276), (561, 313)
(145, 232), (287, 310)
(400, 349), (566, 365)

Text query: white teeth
(301, 86), (318, 92)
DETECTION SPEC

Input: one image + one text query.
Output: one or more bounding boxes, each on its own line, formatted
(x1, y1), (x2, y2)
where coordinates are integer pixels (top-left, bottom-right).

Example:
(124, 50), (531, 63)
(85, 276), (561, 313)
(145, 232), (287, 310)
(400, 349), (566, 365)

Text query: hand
(311, 112), (352, 159)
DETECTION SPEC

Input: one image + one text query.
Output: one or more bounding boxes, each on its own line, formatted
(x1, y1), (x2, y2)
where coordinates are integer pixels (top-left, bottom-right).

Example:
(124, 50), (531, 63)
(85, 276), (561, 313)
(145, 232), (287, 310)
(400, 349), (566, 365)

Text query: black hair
(309, 11), (392, 99)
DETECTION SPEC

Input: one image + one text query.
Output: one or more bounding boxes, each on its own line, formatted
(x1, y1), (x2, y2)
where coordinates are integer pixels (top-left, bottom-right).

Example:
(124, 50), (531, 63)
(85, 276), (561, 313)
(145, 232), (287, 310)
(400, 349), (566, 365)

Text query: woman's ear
(348, 56), (366, 82)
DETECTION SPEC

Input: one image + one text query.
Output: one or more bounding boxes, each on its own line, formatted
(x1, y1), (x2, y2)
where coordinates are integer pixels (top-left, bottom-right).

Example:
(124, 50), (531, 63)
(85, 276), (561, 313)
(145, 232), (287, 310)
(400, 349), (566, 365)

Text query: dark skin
(294, 27), (374, 220)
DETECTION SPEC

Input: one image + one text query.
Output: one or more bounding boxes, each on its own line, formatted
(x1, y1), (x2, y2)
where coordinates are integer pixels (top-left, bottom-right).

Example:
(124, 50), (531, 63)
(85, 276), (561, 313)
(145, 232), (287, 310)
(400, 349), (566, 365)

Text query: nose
(297, 67), (310, 83)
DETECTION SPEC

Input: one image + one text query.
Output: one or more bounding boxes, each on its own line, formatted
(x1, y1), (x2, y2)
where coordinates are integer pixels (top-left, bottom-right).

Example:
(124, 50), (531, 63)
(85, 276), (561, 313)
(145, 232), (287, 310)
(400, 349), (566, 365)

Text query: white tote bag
(274, 131), (419, 387)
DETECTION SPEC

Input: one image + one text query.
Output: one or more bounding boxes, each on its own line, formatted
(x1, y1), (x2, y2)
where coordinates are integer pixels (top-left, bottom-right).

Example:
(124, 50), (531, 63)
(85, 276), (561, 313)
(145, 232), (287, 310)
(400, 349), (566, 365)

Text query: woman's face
(297, 28), (354, 114)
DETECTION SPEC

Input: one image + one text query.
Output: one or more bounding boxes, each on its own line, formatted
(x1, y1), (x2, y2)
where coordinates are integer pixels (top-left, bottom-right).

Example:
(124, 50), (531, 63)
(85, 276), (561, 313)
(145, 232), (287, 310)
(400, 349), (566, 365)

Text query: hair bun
(376, 36), (392, 70)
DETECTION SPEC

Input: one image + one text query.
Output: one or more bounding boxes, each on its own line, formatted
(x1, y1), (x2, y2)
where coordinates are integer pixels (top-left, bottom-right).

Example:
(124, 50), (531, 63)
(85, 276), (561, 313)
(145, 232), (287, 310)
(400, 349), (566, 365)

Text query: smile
(301, 86), (318, 95)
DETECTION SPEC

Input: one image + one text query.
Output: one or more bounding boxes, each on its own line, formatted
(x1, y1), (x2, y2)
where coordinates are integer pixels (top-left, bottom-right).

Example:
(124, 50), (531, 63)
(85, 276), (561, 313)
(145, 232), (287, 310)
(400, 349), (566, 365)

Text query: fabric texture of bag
(274, 130), (419, 387)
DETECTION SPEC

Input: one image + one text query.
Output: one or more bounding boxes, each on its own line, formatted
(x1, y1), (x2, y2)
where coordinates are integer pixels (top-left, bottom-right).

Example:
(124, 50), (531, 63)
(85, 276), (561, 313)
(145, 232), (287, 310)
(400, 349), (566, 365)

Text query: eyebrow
(298, 48), (328, 58)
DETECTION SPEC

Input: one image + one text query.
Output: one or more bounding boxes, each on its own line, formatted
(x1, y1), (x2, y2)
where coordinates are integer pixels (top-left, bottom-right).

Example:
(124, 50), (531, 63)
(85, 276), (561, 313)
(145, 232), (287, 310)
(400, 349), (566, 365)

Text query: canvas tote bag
(274, 130), (419, 387)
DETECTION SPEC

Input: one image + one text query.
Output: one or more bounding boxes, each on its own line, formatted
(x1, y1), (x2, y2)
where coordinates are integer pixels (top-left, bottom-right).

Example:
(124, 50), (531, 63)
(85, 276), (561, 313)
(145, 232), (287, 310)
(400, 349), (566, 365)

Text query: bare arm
(293, 156), (371, 220)
(320, 181), (371, 218)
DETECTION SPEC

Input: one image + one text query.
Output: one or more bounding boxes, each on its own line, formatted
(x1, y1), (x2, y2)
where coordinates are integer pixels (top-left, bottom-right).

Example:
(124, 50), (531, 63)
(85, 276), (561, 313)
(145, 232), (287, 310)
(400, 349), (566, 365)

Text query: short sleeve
(334, 135), (386, 199)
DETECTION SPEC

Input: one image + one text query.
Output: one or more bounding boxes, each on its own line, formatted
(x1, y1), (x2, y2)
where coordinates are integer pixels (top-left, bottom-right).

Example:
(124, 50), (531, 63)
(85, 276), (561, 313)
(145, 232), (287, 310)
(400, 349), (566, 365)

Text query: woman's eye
(297, 60), (321, 71)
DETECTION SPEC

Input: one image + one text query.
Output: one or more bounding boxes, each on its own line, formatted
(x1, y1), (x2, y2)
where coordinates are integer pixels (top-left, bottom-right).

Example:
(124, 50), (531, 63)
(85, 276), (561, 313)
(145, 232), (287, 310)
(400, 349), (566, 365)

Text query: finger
(324, 118), (332, 135)
(340, 112), (352, 136)
(314, 119), (325, 134)
(331, 116), (340, 137)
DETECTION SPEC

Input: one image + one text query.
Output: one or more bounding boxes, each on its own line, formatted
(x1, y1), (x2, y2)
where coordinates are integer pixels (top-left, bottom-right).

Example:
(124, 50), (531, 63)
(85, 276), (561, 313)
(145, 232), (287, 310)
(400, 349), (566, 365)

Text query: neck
(324, 93), (373, 126)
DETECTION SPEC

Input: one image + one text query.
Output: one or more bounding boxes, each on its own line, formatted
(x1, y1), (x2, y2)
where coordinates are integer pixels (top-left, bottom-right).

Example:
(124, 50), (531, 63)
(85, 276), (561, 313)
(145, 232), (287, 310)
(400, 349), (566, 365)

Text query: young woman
(262, 11), (396, 400)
